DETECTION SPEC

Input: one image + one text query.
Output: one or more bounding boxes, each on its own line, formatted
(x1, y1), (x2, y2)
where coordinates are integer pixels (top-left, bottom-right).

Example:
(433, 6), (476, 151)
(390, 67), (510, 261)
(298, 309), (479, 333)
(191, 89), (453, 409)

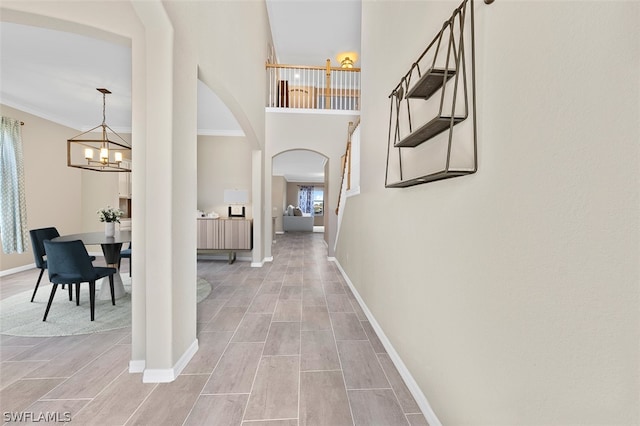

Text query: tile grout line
(36, 397), (93, 401)
(349, 282), (420, 424)
(179, 373), (211, 426)
(27, 342), (129, 409)
(184, 280), (251, 425)
(298, 257), (306, 426)
(122, 381), (160, 426)
(198, 392), (250, 396)
(323, 267), (356, 426)
(69, 367), (131, 423)
(238, 271), (282, 424)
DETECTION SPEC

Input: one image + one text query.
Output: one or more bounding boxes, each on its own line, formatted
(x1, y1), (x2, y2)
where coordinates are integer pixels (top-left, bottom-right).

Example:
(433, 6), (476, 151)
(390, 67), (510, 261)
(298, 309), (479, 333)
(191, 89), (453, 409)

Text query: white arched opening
(272, 149), (329, 246)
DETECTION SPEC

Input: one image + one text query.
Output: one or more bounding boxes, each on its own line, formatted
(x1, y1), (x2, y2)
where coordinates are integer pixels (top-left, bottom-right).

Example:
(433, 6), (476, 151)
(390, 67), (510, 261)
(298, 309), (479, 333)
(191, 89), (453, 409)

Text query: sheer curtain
(0, 117), (28, 253)
(298, 185), (314, 215)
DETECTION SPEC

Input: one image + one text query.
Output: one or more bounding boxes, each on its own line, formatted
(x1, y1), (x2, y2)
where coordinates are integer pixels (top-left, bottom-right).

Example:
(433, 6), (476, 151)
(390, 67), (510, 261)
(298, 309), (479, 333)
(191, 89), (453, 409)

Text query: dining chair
(29, 227), (74, 303)
(42, 240), (116, 322)
(118, 243), (131, 277)
(29, 227), (96, 303)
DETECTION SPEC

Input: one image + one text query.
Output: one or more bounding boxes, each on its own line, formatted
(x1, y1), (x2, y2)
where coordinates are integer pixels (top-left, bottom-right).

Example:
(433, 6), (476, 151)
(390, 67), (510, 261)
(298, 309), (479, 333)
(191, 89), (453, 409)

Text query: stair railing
(335, 119), (360, 215)
(266, 60), (361, 111)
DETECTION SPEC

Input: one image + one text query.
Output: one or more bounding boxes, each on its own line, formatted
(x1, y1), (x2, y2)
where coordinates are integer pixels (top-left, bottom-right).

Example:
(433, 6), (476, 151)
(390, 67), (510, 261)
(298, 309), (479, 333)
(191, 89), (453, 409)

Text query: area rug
(0, 277), (212, 337)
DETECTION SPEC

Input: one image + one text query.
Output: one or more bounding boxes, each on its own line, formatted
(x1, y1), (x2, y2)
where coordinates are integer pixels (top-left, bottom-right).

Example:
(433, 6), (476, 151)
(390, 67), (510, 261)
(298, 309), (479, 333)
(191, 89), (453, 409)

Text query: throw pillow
(293, 207), (303, 216)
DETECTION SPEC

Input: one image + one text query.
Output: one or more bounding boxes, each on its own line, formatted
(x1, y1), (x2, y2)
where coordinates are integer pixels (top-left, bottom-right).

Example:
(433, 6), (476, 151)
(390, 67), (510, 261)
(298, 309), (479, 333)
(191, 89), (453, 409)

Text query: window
(298, 186), (324, 216)
(313, 188), (324, 216)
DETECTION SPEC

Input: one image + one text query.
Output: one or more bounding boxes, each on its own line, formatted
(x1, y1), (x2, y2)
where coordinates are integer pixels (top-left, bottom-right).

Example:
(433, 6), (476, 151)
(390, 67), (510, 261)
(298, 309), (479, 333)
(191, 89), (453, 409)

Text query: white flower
(97, 206), (124, 223)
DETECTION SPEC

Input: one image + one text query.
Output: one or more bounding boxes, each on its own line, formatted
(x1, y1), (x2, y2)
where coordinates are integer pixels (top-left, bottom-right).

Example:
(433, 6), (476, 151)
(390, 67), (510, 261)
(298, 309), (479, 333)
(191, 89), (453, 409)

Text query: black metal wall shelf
(405, 67), (456, 100)
(385, 0), (478, 188)
(394, 115), (465, 148)
(385, 170), (474, 188)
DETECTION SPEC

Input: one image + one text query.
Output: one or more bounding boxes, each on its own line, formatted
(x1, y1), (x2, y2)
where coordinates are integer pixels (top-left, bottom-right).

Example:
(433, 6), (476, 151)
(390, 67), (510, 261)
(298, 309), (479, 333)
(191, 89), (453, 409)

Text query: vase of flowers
(97, 206), (124, 237)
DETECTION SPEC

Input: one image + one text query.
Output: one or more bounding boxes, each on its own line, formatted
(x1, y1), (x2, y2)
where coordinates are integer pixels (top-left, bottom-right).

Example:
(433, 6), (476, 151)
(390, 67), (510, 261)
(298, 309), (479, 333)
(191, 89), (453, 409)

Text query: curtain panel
(298, 185), (314, 215)
(0, 117), (28, 253)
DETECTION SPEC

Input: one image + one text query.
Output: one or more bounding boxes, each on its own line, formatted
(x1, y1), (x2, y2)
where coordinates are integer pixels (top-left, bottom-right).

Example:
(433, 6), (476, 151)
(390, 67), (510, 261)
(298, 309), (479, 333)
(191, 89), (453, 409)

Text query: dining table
(53, 230), (131, 300)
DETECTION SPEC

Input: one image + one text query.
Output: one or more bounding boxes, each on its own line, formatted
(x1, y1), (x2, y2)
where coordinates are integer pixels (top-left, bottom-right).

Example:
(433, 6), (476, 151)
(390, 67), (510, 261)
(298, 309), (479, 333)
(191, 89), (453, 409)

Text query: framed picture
(228, 205), (246, 218)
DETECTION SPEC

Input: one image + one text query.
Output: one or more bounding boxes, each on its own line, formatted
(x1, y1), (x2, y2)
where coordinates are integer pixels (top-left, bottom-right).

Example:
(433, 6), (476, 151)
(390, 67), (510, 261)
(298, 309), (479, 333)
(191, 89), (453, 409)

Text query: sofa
(283, 205), (314, 232)
(283, 215), (314, 232)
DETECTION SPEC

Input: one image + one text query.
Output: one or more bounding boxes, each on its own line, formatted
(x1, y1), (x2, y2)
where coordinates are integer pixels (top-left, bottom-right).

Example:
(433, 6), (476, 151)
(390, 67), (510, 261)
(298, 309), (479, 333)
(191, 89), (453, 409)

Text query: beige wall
(190, 1), (270, 151)
(197, 135), (253, 218)
(0, 104), (117, 272)
(272, 175), (286, 233)
(265, 112), (358, 258)
(335, 1), (639, 425)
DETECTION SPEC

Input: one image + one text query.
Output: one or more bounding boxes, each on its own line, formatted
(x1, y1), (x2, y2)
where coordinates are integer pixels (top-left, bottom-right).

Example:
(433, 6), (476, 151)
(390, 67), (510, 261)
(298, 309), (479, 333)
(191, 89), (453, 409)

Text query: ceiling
(0, 1), (361, 181)
(0, 22), (243, 136)
(272, 150), (327, 183)
(265, 0), (361, 66)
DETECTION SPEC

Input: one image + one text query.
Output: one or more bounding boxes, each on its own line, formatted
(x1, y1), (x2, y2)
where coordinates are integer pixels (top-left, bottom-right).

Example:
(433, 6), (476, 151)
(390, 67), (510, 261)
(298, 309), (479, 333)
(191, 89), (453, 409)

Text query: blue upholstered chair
(118, 243), (131, 277)
(42, 240), (116, 322)
(29, 227), (95, 303)
(29, 227), (72, 303)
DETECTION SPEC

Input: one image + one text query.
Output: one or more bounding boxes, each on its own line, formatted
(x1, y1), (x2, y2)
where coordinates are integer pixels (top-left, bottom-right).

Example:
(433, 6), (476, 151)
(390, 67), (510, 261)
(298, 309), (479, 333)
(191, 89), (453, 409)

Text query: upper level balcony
(266, 60), (361, 112)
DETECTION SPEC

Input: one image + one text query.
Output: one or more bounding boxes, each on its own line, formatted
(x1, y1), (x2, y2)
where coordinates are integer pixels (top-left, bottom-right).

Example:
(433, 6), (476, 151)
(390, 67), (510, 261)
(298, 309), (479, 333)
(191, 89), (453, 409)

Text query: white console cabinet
(197, 218), (252, 263)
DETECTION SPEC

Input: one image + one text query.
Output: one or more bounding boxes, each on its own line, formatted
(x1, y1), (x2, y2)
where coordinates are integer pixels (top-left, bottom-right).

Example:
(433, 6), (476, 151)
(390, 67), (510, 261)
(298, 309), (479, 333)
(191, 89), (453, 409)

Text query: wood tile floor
(0, 232), (428, 425)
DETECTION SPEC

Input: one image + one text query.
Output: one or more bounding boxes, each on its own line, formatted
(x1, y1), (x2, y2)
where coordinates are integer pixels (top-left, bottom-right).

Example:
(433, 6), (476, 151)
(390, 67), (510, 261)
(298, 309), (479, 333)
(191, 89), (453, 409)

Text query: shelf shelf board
(406, 67), (456, 100)
(394, 115), (465, 148)
(386, 169), (474, 188)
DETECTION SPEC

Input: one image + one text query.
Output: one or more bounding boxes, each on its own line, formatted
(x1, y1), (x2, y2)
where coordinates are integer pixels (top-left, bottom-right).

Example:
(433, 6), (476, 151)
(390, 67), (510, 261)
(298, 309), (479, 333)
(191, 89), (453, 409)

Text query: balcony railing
(266, 60), (360, 111)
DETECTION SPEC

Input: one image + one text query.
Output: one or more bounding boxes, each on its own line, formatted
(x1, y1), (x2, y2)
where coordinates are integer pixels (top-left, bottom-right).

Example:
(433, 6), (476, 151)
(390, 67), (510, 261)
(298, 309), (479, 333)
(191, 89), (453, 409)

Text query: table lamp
(224, 189), (249, 218)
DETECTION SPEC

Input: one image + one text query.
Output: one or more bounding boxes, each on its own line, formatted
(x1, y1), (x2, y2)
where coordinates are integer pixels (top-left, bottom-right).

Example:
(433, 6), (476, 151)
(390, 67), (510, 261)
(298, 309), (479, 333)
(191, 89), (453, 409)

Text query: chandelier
(67, 88), (131, 172)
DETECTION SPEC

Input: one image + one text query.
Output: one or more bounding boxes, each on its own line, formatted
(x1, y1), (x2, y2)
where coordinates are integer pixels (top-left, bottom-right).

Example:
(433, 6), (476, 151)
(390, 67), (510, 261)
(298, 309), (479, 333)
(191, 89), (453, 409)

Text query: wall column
(264, 155), (273, 260)
(252, 149), (264, 266)
(129, 14), (147, 373)
(132, 0), (198, 383)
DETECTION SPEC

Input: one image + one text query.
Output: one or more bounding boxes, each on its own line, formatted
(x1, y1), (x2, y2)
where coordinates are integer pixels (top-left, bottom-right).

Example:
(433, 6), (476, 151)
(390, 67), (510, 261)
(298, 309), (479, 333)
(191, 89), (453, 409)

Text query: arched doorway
(272, 149), (328, 243)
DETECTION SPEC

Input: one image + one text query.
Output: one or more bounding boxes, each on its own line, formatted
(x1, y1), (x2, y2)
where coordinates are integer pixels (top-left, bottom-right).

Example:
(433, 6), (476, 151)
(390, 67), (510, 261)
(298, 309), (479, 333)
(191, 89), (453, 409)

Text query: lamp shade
(224, 189), (249, 204)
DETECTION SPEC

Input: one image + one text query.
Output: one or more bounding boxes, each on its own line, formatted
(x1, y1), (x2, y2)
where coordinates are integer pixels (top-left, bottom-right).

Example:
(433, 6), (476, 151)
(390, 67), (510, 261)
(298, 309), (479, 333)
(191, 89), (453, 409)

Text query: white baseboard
(129, 359), (145, 373)
(0, 263), (35, 277)
(251, 257), (273, 267)
(142, 338), (199, 383)
(332, 259), (442, 426)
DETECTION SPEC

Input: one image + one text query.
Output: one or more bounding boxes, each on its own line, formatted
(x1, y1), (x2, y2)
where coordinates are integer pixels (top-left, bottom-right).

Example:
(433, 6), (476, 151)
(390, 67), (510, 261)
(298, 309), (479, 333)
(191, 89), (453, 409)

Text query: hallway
(0, 232), (426, 425)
